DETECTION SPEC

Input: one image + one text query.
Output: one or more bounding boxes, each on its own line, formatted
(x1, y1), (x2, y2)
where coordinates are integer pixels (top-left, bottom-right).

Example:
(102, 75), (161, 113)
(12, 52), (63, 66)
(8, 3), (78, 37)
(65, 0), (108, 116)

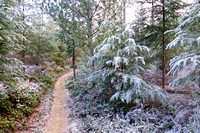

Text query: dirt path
(43, 72), (73, 133)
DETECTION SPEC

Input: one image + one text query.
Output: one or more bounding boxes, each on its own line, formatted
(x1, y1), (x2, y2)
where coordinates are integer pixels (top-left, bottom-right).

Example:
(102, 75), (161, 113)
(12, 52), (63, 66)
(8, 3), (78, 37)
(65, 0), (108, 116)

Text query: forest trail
(43, 72), (72, 133)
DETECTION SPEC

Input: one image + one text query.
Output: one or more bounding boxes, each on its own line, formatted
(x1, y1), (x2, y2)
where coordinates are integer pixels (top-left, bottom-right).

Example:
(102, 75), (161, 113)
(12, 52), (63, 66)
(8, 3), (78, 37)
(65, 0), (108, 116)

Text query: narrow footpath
(43, 72), (73, 133)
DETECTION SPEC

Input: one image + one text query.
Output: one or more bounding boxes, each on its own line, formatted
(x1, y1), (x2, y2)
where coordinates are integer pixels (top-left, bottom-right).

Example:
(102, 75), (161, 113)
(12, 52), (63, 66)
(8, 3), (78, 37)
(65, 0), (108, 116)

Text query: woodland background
(0, 0), (199, 132)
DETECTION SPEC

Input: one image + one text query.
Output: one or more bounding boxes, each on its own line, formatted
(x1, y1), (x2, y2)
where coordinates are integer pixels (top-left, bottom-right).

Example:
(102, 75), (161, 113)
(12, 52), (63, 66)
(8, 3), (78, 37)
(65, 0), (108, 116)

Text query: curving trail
(43, 72), (73, 133)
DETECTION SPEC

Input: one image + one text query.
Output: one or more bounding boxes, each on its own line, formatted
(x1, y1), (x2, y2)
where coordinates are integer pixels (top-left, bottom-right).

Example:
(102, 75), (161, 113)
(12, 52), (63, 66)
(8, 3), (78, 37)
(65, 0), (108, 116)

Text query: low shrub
(0, 84), (41, 131)
(0, 65), (68, 132)
(66, 73), (200, 133)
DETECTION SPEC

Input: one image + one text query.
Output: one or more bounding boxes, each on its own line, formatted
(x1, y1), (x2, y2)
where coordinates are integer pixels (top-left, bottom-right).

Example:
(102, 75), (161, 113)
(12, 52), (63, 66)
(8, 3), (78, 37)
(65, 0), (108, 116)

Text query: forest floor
(17, 69), (199, 133)
(64, 68), (199, 132)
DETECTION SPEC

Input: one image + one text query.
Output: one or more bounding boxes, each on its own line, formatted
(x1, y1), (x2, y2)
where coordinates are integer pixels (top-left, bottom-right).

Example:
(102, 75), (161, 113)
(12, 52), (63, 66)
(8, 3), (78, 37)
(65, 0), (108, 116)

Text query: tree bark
(152, 0), (154, 25)
(72, 41), (76, 80)
(86, 0), (94, 71)
(123, 0), (126, 30)
(21, 0), (26, 71)
(162, 0), (166, 89)
(22, 0), (25, 63)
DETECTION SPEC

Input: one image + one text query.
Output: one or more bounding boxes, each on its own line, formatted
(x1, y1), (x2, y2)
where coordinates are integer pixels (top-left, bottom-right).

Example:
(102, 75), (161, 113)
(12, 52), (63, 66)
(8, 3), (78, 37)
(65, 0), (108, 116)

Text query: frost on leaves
(167, 2), (200, 90)
(88, 28), (164, 104)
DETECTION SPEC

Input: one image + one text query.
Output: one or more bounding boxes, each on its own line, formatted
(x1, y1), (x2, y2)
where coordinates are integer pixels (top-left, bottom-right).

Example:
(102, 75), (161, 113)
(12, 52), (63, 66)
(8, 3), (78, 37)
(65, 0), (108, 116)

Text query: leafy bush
(0, 86), (40, 131)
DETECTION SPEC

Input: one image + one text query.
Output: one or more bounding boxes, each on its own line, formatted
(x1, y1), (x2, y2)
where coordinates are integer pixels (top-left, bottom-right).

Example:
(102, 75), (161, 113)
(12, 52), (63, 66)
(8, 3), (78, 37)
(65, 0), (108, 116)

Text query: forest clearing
(0, 0), (200, 133)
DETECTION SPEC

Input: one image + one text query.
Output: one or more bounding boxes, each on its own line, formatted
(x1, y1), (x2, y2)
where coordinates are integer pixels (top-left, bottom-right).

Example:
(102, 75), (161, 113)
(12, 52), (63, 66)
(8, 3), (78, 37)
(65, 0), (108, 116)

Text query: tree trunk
(86, 0), (94, 71)
(21, 0), (26, 71)
(162, 0), (166, 89)
(152, 0), (154, 25)
(22, 0), (25, 62)
(72, 41), (76, 80)
(123, 0), (126, 30)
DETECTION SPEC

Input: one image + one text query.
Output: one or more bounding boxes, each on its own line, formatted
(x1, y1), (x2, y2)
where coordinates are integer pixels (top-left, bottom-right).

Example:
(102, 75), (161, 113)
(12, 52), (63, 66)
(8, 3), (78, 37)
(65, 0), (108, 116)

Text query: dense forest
(0, 0), (199, 132)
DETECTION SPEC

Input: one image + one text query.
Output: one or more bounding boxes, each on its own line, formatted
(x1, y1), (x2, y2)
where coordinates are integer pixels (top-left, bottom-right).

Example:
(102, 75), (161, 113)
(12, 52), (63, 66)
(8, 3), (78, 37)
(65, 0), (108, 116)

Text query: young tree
(166, 0), (200, 90)
(132, 0), (188, 89)
(17, 0), (28, 62)
(43, 0), (123, 71)
(0, 0), (25, 85)
(57, 19), (84, 79)
(42, 0), (85, 77)
(88, 24), (164, 104)
(25, 16), (61, 65)
(15, 1), (61, 65)
(132, 3), (148, 43)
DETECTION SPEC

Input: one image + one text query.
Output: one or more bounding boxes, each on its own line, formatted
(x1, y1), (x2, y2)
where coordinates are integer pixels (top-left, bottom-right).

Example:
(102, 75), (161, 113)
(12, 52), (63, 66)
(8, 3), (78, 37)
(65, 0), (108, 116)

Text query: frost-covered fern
(88, 26), (165, 104)
(166, 0), (200, 90)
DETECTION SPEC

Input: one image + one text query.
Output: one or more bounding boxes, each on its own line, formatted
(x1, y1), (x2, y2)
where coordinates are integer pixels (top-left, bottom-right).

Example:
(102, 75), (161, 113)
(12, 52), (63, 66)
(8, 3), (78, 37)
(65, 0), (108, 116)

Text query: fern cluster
(88, 28), (165, 104)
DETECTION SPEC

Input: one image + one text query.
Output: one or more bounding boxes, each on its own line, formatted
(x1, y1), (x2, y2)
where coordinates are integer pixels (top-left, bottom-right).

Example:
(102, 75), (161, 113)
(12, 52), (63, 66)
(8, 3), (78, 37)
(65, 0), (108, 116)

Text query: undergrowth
(0, 65), (69, 132)
(66, 70), (200, 133)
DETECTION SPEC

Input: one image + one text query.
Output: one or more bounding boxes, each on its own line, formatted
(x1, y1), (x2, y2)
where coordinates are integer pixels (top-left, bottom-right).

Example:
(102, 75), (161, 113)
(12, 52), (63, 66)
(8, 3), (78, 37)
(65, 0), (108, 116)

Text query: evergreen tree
(17, 0), (29, 62)
(42, 0), (123, 71)
(88, 25), (164, 104)
(167, 0), (200, 90)
(25, 16), (61, 65)
(15, 1), (62, 65)
(42, 0), (85, 77)
(57, 19), (84, 78)
(132, 0), (188, 89)
(0, 0), (25, 85)
(132, 3), (148, 43)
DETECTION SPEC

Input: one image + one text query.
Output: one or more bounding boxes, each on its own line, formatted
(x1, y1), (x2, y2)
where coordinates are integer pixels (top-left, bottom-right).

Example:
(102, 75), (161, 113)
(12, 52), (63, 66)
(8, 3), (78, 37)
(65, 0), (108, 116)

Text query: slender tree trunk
(21, 0), (25, 63)
(152, 0), (154, 25)
(120, 0), (123, 34)
(162, 0), (166, 89)
(123, 0), (126, 30)
(120, 0), (126, 40)
(37, 5), (44, 65)
(72, 40), (76, 80)
(86, 0), (94, 71)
